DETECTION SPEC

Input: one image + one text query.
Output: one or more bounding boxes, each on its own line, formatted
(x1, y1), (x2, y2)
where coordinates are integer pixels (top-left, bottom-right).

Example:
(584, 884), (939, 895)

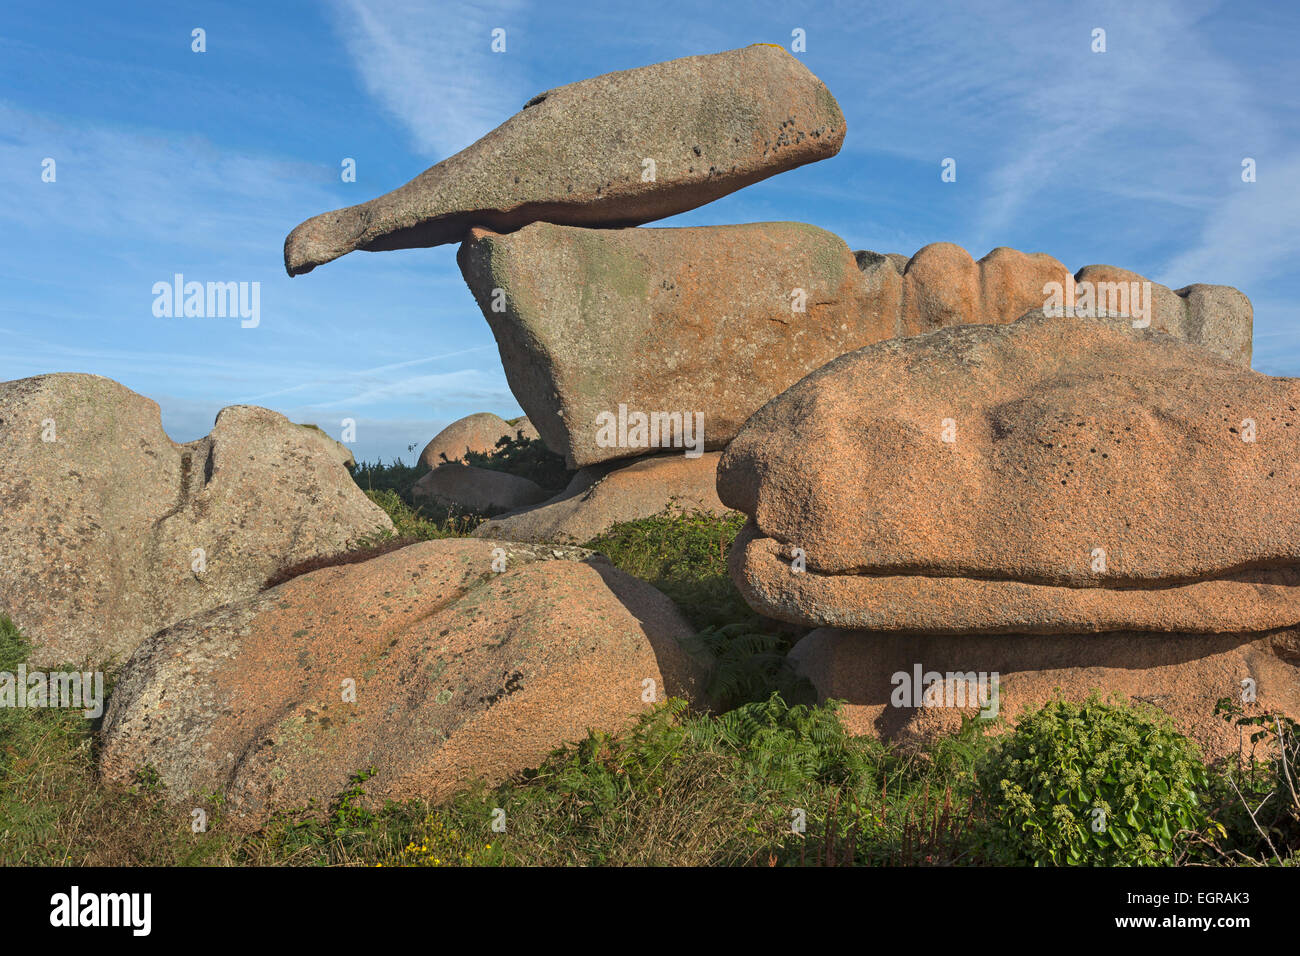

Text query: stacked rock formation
(93, 42), (867, 815)
(3, 43), (1269, 826)
(274, 42), (1274, 762)
(458, 230), (1251, 469)
(717, 314), (1300, 758)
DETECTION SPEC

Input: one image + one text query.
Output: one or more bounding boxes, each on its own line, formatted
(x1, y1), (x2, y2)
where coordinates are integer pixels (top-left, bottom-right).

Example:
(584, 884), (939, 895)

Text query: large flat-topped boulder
(100, 539), (709, 825)
(283, 44), (845, 275)
(717, 314), (1300, 632)
(0, 374), (393, 665)
(459, 220), (885, 467)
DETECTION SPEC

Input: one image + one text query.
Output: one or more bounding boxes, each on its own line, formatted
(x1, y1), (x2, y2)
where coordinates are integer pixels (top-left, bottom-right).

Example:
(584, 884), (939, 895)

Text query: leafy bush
(584, 510), (753, 631)
(977, 694), (1214, 865)
(463, 433), (571, 493)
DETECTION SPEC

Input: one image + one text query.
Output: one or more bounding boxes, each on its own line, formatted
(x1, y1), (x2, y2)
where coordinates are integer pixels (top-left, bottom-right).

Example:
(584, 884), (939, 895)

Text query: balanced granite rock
(283, 44), (845, 276)
(412, 462), (550, 515)
(788, 627), (1300, 762)
(717, 313), (1300, 633)
(99, 539), (709, 824)
(459, 220), (883, 467)
(419, 412), (538, 468)
(473, 452), (732, 544)
(0, 374), (393, 666)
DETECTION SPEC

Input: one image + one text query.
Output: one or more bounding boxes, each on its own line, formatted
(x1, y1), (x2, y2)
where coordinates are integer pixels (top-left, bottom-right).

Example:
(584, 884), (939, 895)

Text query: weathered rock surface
(419, 412), (537, 468)
(894, 244), (1068, 337)
(1069, 263), (1252, 366)
(858, 244), (1252, 365)
(296, 422), (356, 468)
(789, 627), (1300, 762)
(412, 463), (549, 515)
(718, 314), (1300, 632)
(99, 539), (709, 823)
(473, 451), (732, 544)
(462, 223), (1254, 468)
(284, 44), (845, 275)
(730, 523), (1300, 634)
(459, 220), (883, 467)
(0, 374), (393, 665)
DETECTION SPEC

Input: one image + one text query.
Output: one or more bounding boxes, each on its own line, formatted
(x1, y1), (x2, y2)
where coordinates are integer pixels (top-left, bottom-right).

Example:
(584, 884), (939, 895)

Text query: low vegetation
(2, 455), (1296, 866)
(975, 695), (1215, 865)
(463, 433), (571, 494)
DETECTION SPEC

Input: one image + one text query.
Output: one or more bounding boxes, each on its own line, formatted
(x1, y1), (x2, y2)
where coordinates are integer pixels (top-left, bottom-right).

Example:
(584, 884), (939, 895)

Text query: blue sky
(4, 0), (1298, 464)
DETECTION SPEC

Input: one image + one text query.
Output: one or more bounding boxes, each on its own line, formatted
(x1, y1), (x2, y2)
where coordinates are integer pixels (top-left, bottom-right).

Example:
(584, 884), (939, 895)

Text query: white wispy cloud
(326, 0), (534, 160)
(312, 367), (514, 409)
(235, 345), (497, 404)
(0, 101), (333, 256)
(958, 2), (1267, 248)
(1157, 152), (1300, 290)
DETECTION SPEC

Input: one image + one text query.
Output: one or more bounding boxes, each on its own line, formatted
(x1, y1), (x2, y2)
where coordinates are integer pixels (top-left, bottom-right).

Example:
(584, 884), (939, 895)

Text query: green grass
(1, 601), (1296, 866)
(386, 696), (996, 867)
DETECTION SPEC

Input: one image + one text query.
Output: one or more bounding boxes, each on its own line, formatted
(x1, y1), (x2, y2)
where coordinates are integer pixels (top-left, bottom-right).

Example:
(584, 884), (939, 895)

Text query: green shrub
(463, 434), (571, 493)
(977, 694), (1214, 865)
